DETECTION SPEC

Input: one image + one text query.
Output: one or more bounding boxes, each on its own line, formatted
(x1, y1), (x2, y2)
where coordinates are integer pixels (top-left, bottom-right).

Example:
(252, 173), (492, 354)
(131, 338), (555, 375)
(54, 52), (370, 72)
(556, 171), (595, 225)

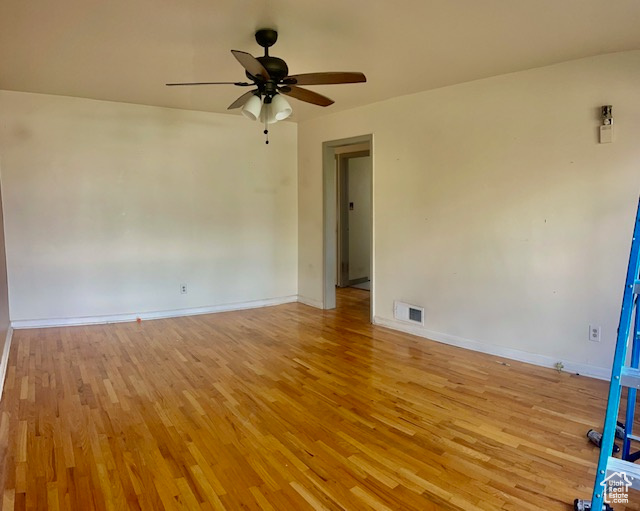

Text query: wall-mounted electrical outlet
(589, 325), (601, 342)
(180, 284), (188, 294)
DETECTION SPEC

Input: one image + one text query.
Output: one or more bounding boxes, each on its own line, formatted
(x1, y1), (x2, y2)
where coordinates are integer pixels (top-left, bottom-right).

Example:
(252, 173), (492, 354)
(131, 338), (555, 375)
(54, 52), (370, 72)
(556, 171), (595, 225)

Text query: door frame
(322, 134), (373, 321)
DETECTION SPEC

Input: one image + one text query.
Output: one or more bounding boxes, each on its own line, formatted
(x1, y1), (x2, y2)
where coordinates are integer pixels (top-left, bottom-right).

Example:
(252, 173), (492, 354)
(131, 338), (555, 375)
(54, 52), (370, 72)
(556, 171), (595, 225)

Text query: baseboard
(373, 316), (611, 381)
(11, 295), (299, 329)
(297, 295), (324, 309)
(0, 327), (13, 400)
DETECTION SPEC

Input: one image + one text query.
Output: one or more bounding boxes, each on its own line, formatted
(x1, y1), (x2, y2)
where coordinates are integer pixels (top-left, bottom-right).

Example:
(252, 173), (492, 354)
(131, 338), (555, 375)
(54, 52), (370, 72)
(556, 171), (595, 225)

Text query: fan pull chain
(263, 103), (269, 144)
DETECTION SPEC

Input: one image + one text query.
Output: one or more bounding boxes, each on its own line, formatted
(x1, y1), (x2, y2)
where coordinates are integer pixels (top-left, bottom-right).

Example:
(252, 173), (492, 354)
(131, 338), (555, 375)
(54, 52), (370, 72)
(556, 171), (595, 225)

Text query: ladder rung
(628, 434), (640, 442)
(621, 367), (640, 389)
(607, 457), (640, 491)
(635, 279), (640, 294)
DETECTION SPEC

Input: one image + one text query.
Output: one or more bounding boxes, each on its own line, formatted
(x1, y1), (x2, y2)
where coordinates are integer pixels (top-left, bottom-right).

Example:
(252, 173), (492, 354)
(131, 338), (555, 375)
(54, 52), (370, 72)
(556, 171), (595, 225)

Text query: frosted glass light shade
(271, 94), (292, 121)
(241, 95), (262, 121)
(259, 102), (278, 125)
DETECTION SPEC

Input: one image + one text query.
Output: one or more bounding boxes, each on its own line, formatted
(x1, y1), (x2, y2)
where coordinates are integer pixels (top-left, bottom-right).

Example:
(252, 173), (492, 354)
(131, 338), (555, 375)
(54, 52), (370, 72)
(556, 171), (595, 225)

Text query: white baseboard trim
(373, 316), (611, 381)
(11, 295), (299, 329)
(0, 327), (13, 400)
(297, 295), (324, 309)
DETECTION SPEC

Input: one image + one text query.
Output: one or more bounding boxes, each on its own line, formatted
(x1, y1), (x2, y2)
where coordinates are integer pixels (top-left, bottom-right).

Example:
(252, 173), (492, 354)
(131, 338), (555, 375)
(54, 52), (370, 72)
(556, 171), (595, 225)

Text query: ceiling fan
(166, 29), (366, 139)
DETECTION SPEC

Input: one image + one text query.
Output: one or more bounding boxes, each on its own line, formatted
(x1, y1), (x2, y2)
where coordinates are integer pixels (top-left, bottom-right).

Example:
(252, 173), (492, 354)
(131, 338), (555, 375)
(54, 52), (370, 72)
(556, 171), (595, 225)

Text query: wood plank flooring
(0, 288), (636, 510)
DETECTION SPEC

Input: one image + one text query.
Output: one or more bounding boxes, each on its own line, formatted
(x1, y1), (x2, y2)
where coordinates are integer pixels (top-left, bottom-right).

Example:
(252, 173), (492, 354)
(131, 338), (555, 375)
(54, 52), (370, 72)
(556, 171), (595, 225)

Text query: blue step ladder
(576, 196), (640, 511)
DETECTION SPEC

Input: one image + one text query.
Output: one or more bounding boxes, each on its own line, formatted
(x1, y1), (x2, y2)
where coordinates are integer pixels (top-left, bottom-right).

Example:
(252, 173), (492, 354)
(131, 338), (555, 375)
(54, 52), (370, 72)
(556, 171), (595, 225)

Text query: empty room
(1, 1), (640, 510)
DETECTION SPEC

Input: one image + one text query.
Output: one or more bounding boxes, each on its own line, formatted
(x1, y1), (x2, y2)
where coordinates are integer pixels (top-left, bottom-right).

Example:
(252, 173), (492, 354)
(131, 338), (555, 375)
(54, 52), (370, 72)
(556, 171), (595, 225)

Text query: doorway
(322, 135), (373, 320)
(337, 149), (371, 290)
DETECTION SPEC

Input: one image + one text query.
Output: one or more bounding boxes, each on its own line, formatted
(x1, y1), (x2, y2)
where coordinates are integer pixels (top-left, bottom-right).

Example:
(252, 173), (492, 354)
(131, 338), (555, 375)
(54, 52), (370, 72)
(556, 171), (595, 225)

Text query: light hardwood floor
(0, 288), (636, 510)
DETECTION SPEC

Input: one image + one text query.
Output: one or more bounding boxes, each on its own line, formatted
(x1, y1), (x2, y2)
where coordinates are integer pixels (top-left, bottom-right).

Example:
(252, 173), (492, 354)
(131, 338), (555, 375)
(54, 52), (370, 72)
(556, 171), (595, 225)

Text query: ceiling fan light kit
(259, 102), (278, 125)
(241, 94), (262, 121)
(167, 29), (367, 144)
(270, 94), (292, 121)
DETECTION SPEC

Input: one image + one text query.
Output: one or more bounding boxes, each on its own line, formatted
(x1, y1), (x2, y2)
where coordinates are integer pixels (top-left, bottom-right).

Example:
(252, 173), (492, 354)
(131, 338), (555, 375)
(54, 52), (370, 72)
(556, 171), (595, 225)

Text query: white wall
(0, 91), (298, 322)
(298, 51), (640, 376)
(347, 156), (371, 281)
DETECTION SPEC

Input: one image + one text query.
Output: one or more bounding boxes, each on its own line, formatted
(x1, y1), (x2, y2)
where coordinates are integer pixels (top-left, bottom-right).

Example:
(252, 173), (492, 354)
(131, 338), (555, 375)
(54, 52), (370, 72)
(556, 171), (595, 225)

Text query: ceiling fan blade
(283, 72), (366, 86)
(231, 50), (270, 81)
(166, 81), (252, 86)
(227, 90), (257, 110)
(281, 86), (334, 107)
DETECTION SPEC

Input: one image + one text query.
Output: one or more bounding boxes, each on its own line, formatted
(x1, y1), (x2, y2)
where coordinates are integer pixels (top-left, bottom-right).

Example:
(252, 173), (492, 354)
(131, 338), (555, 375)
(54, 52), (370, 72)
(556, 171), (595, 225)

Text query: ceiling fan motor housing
(250, 29), (289, 85)
(252, 56), (289, 83)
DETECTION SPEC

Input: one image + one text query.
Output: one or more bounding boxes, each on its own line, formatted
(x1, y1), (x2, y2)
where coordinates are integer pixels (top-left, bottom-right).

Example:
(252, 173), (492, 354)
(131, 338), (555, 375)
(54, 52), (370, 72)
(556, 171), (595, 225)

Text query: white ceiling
(1, 0), (640, 122)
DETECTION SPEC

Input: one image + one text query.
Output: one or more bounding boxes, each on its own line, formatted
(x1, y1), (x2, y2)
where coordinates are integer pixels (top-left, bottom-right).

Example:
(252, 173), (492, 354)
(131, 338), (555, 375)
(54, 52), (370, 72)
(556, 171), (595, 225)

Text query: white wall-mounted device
(599, 105), (613, 144)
